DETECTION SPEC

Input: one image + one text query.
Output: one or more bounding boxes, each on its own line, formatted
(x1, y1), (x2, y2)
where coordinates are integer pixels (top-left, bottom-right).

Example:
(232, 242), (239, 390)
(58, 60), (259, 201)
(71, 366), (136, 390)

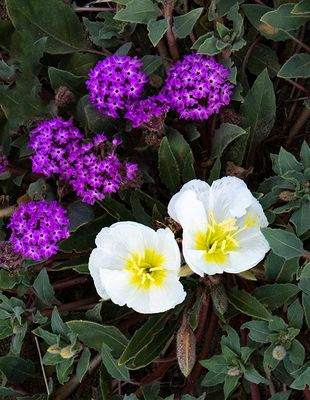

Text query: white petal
(182, 247), (226, 276)
(168, 179), (210, 222)
(237, 197), (268, 228)
(210, 177), (254, 220)
(156, 228), (181, 271)
(227, 228), (270, 273)
(168, 190), (208, 232)
(101, 269), (136, 306)
(127, 274), (186, 313)
(88, 249), (110, 299)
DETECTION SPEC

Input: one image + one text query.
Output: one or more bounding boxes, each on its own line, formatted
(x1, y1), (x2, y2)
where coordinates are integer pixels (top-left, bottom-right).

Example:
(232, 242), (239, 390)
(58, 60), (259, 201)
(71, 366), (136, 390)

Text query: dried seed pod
(176, 315), (196, 377)
(211, 281), (228, 316)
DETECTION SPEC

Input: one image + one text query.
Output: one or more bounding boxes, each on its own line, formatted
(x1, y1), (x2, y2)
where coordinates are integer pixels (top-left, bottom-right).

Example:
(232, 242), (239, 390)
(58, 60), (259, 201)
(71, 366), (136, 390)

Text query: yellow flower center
(124, 248), (167, 289)
(195, 212), (258, 264)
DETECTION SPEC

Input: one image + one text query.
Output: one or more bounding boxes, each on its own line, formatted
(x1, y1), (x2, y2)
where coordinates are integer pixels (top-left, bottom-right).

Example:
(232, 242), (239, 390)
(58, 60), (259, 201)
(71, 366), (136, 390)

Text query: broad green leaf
(56, 358), (74, 384)
(208, 157), (221, 183)
(130, 191), (153, 227)
(241, 69), (276, 163)
(268, 391), (291, 400)
(58, 52), (98, 76)
(201, 370), (226, 386)
(261, 4), (309, 32)
(292, 0), (310, 15)
(173, 8), (203, 39)
(142, 383), (160, 400)
(262, 228), (304, 260)
(291, 202), (310, 236)
(101, 343), (130, 381)
(142, 55), (163, 74)
(158, 136), (181, 193)
(242, 320), (269, 343)
(302, 293), (310, 327)
(48, 67), (86, 96)
(224, 375), (239, 399)
(253, 283), (300, 309)
(147, 19), (169, 46)
(277, 147), (303, 175)
(227, 288), (272, 320)
(300, 141), (310, 169)
(114, 0), (161, 24)
(299, 276), (310, 296)
(0, 387), (25, 397)
(247, 43), (280, 78)
(263, 344), (280, 376)
(288, 299), (304, 329)
(6, 0), (89, 53)
(32, 327), (59, 346)
(194, 33), (220, 55)
(33, 268), (60, 306)
(76, 348), (91, 383)
(290, 365), (310, 389)
(0, 356), (34, 383)
(264, 252), (299, 283)
(222, 326), (241, 355)
(200, 355), (228, 373)
(51, 307), (70, 337)
(244, 366), (269, 384)
(289, 339), (305, 365)
(210, 123), (247, 159)
(242, 4), (290, 41)
(67, 320), (128, 356)
(0, 319), (13, 340)
(278, 53), (310, 78)
(0, 269), (22, 289)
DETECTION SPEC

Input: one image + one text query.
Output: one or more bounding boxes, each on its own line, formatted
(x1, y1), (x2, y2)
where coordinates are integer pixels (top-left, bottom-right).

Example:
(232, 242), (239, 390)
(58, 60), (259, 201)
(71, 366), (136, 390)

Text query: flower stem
(285, 30), (310, 54)
(163, 0), (180, 61)
(250, 383), (260, 400)
(74, 7), (116, 12)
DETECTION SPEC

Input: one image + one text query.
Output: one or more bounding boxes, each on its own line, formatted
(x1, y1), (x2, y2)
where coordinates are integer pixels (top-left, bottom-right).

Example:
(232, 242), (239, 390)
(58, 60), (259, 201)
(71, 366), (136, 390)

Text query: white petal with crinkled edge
(168, 189), (208, 232)
(168, 179), (210, 222)
(209, 176), (254, 221)
(236, 196), (269, 229)
(88, 249), (110, 299)
(227, 227), (270, 273)
(156, 228), (181, 271)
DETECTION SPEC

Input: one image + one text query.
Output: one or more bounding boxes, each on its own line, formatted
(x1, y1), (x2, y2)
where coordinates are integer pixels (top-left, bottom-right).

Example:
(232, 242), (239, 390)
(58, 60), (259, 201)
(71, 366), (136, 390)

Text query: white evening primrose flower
(89, 221), (186, 314)
(168, 177), (270, 276)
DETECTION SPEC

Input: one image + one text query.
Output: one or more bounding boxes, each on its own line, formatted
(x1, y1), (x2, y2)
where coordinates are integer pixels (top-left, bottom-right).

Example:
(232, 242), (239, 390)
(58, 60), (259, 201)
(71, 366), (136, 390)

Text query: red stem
(53, 276), (89, 291)
(304, 387), (310, 400)
(250, 383), (260, 400)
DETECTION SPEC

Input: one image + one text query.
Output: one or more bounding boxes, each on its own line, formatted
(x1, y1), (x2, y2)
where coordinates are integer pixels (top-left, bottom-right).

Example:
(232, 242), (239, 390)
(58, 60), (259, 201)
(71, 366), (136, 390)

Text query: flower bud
(211, 282), (228, 316)
(176, 315), (196, 377)
(47, 344), (61, 354)
(272, 345), (286, 361)
(60, 346), (77, 359)
(227, 367), (240, 376)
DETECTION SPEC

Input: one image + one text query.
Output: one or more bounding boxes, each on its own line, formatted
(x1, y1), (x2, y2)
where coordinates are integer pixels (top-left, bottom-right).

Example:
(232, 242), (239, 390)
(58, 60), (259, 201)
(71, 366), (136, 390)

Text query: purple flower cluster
(124, 94), (169, 129)
(29, 118), (139, 205)
(162, 54), (233, 120)
(86, 55), (147, 118)
(0, 153), (8, 174)
(86, 53), (234, 127)
(8, 200), (70, 261)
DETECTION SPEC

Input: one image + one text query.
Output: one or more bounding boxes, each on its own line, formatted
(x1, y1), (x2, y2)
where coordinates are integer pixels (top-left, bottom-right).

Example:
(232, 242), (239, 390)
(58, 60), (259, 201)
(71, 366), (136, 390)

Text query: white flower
(168, 177), (270, 276)
(89, 221), (186, 314)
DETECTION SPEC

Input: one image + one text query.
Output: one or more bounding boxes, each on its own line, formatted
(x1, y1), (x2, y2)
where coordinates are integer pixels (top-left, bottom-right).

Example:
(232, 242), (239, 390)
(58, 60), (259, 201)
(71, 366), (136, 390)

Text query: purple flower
(29, 118), (140, 205)
(124, 94), (169, 130)
(86, 55), (148, 118)
(162, 54), (234, 121)
(8, 200), (70, 261)
(0, 153), (8, 174)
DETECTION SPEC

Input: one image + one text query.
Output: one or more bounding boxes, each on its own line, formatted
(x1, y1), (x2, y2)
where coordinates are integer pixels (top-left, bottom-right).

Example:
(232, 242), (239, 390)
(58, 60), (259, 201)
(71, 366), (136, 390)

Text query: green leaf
(302, 292), (310, 328)
(172, 8), (203, 39)
(289, 339), (305, 365)
(261, 3), (309, 32)
(76, 348), (91, 383)
(56, 358), (74, 384)
(142, 55), (163, 75)
(262, 228), (304, 260)
(120, 314), (174, 369)
(32, 268), (60, 306)
(0, 387), (25, 397)
(288, 299), (304, 329)
(264, 252), (299, 283)
(201, 370), (226, 386)
(241, 69), (276, 163)
(32, 327), (59, 346)
(292, 0), (310, 15)
(291, 202), (310, 236)
(242, 320), (269, 343)
(48, 67), (86, 96)
(101, 343), (130, 381)
(268, 391), (292, 400)
(0, 356), (34, 383)
(290, 365), (310, 389)
(244, 366), (269, 384)
(200, 355), (228, 373)
(142, 383), (160, 400)
(210, 123), (247, 159)
(114, 0), (161, 24)
(223, 375), (239, 399)
(51, 307), (70, 337)
(67, 320), (128, 356)
(58, 52), (98, 76)
(6, 0), (89, 54)
(277, 147), (303, 175)
(158, 136), (181, 193)
(263, 344), (280, 377)
(193, 33), (221, 55)
(247, 43), (280, 78)
(253, 283), (300, 309)
(242, 4), (290, 41)
(278, 53), (310, 79)
(227, 288), (272, 320)
(300, 141), (310, 169)
(0, 319), (13, 340)
(147, 19), (169, 46)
